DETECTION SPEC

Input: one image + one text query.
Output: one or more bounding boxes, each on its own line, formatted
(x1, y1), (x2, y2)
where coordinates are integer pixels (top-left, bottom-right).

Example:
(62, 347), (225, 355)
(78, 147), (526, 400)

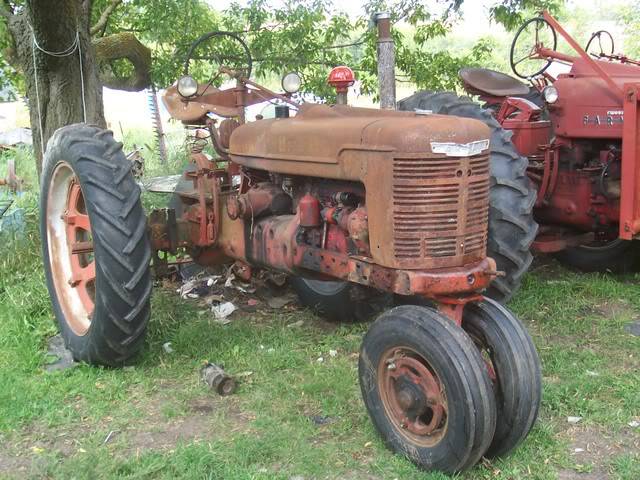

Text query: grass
(1, 141), (639, 479)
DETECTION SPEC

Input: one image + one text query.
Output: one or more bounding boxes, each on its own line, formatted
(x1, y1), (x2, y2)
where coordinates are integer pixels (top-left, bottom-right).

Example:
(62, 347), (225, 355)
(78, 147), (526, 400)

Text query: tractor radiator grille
(392, 154), (490, 268)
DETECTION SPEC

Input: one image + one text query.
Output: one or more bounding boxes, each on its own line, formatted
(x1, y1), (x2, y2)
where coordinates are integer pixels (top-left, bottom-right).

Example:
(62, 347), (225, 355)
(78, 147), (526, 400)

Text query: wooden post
(375, 12), (396, 110)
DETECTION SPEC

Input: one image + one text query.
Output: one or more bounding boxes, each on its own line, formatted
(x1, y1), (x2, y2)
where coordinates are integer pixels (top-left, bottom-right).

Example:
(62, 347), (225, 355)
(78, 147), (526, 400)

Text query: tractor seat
(459, 68), (530, 97)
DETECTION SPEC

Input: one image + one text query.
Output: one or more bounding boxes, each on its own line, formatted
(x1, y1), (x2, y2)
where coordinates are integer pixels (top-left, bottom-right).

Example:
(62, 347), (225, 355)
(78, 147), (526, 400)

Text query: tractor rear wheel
(463, 298), (542, 458)
(41, 124), (152, 367)
(557, 238), (639, 273)
(398, 92), (538, 303)
(359, 305), (496, 473)
(290, 277), (389, 322)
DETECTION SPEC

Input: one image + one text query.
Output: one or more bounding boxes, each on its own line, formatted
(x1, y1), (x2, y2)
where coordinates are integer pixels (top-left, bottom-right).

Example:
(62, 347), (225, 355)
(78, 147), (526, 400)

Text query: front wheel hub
(379, 348), (448, 444)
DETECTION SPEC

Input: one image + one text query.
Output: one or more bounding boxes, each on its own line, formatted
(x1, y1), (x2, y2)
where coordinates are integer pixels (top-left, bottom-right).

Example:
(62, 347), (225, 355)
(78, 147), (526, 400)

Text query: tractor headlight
(281, 72), (302, 94)
(543, 85), (559, 104)
(177, 75), (198, 98)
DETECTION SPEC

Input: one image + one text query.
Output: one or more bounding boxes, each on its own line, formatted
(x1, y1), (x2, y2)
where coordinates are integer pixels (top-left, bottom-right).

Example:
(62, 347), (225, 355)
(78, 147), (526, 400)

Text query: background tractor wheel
(359, 305), (496, 473)
(41, 124), (152, 367)
(463, 298), (542, 458)
(398, 92), (538, 303)
(556, 238), (639, 273)
(290, 277), (390, 323)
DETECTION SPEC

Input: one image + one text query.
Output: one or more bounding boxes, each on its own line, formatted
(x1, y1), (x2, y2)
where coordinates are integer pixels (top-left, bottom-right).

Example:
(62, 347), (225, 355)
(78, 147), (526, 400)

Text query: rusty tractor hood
(229, 103), (491, 171)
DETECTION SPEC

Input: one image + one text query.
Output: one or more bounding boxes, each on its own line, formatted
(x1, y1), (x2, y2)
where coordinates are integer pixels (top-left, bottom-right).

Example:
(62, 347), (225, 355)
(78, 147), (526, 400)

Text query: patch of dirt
(120, 393), (253, 454)
(589, 299), (637, 320)
(557, 470), (605, 480)
(560, 425), (640, 478)
(0, 391), (253, 477)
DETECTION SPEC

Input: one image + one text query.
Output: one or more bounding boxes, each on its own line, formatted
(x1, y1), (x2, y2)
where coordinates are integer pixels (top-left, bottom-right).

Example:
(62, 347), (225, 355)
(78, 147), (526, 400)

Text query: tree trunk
(6, 0), (105, 174)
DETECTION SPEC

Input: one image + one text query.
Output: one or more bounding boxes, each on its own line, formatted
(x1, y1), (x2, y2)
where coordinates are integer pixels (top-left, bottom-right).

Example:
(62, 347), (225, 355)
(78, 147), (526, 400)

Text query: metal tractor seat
(460, 67), (530, 97)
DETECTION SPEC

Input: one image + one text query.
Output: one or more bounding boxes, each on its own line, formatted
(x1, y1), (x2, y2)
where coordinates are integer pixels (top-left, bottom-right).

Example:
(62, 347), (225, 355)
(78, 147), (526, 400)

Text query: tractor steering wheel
(585, 30), (615, 58)
(510, 16), (557, 79)
(183, 31), (253, 83)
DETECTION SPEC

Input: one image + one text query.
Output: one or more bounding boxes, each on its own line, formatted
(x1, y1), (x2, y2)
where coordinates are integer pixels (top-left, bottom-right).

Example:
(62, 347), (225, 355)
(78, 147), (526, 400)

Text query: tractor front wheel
(41, 124), (152, 366)
(463, 298), (542, 458)
(359, 305), (496, 473)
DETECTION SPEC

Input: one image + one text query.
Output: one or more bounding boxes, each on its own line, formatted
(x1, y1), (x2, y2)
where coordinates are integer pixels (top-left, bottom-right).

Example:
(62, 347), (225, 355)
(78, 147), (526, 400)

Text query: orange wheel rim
(46, 162), (96, 335)
(378, 347), (448, 447)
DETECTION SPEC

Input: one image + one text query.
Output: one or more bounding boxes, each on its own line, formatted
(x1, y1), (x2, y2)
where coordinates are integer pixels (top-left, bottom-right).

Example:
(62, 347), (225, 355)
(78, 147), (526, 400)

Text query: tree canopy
(1, 0), (564, 103)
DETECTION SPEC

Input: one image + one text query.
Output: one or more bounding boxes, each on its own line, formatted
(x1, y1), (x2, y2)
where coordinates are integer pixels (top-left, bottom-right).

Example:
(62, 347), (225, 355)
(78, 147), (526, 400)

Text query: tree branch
(90, 0), (122, 36)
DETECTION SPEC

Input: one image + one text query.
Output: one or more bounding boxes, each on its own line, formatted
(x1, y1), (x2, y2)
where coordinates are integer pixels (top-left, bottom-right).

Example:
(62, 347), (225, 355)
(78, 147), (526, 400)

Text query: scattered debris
(126, 147), (145, 180)
(201, 362), (237, 396)
(309, 415), (335, 426)
(175, 263), (302, 322)
(329, 349), (338, 358)
(141, 174), (182, 193)
(585, 370), (599, 377)
(574, 448), (585, 453)
(103, 430), (116, 445)
(624, 321), (640, 337)
(628, 420), (640, 428)
(162, 342), (174, 354)
(267, 293), (296, 309)
(567, 416), (583, 424)
(212, 302), (237, 324)
(0, 127), (32, 146)
(317, 356), (324, 363)
(44, 335), (78, 372)
(0, 159), (23, 193)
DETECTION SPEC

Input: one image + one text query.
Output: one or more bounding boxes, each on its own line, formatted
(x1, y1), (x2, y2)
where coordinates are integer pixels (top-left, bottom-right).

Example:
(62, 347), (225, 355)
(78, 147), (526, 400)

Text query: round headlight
(543, 85), (559, 104)
(281, 72), (301, 94)
(177, 75), (198, 98)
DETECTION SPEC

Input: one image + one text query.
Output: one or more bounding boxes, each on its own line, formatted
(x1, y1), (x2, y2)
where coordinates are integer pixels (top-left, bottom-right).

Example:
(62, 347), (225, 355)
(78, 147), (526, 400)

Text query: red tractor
(400, 11), (640, 295)
(39, 32), (541, 473)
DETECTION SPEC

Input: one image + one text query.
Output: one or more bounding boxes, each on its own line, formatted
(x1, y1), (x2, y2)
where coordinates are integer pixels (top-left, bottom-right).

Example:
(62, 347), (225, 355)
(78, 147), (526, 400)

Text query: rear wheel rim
(579, 237), (625, 252)
(378, 346), (448, 447)
(46, 162), (96, 336)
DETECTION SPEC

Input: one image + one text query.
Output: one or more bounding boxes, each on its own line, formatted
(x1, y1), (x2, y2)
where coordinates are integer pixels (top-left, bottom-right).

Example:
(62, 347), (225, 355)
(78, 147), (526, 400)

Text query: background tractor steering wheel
(183, 31), (253, 83)
(510, 16), (557, 79)
(585, 30), (615, 58)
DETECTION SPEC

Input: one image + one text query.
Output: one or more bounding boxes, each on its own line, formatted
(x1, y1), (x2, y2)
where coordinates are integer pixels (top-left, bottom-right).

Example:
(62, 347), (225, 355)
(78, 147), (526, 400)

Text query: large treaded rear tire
(41, 124), (152, 366)
(398, 92), (538, 303)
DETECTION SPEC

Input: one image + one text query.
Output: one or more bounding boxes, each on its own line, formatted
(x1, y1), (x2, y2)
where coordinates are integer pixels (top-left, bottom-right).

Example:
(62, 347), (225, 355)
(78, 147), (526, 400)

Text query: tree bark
(6, 0), (106, 174)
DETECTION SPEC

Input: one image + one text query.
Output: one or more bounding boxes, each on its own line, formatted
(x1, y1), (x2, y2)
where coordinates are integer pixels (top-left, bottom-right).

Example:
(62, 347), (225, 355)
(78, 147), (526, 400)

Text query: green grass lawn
(1, 146), (639, 479)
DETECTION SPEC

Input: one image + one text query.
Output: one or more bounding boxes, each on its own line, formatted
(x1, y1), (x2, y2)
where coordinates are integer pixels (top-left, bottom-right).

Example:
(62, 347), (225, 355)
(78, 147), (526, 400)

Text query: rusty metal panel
(620, 83), (640, 239)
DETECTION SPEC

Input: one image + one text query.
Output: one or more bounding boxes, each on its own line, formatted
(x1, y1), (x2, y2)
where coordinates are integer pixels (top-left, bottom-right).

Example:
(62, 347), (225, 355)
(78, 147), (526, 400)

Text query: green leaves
(0, 0), (564, 100)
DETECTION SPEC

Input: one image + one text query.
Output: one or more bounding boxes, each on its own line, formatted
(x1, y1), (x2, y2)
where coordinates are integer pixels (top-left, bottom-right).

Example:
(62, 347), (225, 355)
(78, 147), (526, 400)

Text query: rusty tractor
(40, 31), (541, 473)
(400, 11), (640, 294)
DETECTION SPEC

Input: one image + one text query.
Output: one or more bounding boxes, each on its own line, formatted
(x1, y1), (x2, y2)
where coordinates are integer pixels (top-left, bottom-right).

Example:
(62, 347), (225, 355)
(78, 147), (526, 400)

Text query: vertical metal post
(375, 12), (396, 110)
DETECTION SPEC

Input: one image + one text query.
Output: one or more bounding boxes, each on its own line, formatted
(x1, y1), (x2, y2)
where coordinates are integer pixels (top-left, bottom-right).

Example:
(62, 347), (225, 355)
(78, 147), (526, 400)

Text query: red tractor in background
(400, 11), (640, 297)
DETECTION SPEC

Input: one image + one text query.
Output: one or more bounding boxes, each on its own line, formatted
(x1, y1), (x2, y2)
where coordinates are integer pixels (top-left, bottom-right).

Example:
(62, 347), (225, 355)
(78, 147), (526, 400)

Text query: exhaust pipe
(375, 12), (396, 110)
